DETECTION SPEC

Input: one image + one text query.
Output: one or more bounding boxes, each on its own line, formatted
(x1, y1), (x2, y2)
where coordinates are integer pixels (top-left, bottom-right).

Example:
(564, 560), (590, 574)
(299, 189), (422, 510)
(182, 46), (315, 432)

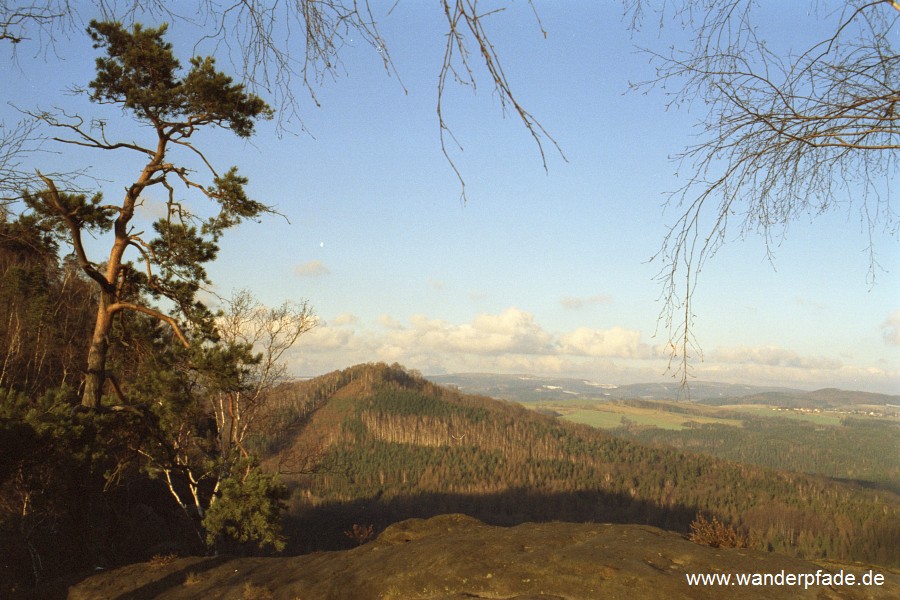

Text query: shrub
(148, 553), (178, 568)
(344, 523), (375, 546)
(689, 513), (748, 548)
(242, 582), (273, 599)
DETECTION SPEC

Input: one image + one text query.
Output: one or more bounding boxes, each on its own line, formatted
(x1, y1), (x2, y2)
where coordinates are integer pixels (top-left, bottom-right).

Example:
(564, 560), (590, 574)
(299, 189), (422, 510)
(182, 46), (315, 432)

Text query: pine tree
(26, 21), (273, 408)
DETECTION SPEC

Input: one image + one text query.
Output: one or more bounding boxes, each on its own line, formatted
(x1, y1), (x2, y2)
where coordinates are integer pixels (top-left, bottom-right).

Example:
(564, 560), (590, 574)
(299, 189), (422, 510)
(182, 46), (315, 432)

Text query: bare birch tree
(212, 289), (316, 461)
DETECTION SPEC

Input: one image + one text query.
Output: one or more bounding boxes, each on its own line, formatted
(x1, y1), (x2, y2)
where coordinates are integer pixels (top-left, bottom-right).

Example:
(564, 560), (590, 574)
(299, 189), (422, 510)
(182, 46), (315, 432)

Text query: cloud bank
(289, 307), (898, 393)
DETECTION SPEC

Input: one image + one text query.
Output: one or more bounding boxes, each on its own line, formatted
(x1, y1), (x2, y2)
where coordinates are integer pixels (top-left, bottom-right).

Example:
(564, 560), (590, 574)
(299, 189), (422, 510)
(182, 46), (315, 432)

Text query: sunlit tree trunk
(82, 291), (113, 409)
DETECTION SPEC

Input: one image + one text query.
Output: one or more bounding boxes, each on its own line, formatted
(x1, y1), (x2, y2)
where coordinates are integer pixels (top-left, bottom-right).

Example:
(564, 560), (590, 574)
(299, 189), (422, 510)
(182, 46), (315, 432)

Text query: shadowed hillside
(253, 363), (899, 567)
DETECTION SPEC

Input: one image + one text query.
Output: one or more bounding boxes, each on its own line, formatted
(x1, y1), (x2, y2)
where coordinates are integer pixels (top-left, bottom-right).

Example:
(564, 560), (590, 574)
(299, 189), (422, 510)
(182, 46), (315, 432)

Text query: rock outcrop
(69, 514), (897, 599)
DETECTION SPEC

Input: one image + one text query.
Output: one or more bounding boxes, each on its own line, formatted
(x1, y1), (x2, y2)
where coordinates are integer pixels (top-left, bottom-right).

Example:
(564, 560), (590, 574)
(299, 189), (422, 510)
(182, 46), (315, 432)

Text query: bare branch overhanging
(3, 1), (561, 205)
(627, 0), (899, 385)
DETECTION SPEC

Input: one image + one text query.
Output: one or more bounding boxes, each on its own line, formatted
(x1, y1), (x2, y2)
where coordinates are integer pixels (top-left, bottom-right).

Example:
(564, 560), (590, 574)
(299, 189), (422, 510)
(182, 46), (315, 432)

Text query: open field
(531, 397), (897, 432)
(535, 398), (747, 431)
(551, 402), (744, 430)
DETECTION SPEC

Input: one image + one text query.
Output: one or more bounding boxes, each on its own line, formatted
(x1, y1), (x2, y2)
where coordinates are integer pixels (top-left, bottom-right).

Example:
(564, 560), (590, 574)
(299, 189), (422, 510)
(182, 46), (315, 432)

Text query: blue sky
(2, 2), (898, 393)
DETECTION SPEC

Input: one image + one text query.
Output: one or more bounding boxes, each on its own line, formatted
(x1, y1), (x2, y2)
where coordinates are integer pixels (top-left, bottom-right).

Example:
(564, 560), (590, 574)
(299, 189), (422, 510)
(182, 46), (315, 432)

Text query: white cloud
(559, 326), (655, 359)
(395, 308), (555, 356)
(709, 345), (842, 370)
(298, 325), (354, 351)
(293, 260), (330, 277)
(293, 308), (660, 375)
(881, 310), (900, 345)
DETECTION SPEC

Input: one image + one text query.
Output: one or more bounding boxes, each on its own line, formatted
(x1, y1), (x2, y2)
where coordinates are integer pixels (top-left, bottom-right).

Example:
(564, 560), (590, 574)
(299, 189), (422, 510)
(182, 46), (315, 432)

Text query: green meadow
(547, 401), (744, 431)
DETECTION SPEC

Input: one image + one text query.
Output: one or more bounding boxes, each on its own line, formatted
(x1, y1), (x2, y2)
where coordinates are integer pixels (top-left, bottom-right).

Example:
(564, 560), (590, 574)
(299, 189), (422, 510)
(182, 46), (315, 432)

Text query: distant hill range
(427, 372), (899, 407)
(713, 387), (900, 409)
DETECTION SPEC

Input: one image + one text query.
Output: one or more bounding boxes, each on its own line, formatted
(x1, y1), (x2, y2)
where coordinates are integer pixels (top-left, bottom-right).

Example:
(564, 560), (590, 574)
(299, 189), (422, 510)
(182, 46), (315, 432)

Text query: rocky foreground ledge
(69, 514), (897, 599)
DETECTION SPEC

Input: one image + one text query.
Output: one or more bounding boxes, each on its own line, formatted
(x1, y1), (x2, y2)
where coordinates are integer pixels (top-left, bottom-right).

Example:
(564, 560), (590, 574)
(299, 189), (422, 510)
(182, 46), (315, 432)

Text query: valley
(528, 397), (899, 494)
(434, 372), (900, 492)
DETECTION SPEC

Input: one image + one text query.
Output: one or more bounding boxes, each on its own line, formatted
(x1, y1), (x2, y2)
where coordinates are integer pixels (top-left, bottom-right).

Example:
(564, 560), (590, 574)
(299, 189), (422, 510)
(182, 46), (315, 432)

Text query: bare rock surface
(68, 514), (898, 599)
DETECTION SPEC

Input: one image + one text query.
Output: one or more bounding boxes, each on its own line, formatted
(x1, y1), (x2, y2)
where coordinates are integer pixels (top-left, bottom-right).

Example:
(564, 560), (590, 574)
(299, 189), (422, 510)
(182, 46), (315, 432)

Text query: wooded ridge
(255, 363), (899, 567)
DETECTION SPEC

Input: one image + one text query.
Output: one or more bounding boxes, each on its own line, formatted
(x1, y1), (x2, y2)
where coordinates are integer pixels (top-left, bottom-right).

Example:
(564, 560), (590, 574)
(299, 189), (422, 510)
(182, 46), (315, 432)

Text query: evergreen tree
(25, 21), (273, 409)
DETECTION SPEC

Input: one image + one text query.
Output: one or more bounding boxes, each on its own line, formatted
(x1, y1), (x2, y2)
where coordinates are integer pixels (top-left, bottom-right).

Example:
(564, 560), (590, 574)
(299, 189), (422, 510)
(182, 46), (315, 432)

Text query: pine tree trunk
(82, 295), (112, 409)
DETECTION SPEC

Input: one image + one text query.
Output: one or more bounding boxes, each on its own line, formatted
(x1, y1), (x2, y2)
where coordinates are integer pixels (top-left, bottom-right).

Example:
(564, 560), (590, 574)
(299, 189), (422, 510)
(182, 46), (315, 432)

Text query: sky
(1, 2), (898, 394)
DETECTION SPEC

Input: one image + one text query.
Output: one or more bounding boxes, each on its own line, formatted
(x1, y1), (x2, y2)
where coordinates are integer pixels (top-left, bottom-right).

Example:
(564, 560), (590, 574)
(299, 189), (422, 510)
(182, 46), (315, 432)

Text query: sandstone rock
(69, 515), (898, 599)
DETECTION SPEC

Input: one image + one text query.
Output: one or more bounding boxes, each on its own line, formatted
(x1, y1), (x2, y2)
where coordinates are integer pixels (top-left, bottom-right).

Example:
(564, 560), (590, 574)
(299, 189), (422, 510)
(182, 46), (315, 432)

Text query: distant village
(770, 405), (899, 419)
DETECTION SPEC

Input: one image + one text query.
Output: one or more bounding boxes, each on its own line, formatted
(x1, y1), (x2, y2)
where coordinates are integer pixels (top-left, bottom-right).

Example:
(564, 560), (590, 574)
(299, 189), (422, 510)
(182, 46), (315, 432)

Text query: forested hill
(255, 363), (899, 567)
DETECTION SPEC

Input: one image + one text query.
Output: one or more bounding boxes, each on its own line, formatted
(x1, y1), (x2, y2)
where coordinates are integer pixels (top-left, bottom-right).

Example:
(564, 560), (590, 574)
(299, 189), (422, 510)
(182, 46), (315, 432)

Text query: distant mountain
(697, 387), (900, 408)
(255, 363), (898, 567)
(426, 372), (803, 402)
